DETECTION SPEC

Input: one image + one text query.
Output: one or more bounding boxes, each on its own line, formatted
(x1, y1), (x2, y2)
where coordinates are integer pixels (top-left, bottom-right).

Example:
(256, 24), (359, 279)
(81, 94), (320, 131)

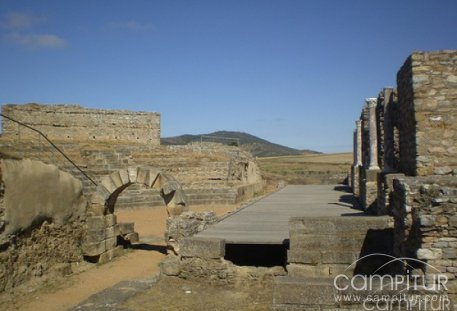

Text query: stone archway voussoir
(127, 166), (139, 183)
(91, 184), (111, 205)
(109, 171), (125, 189)
(100, 175), (118, 193)
(145, 168), (161, 188)
(136, 167), (150, 185)
(118, 169), (130, 185)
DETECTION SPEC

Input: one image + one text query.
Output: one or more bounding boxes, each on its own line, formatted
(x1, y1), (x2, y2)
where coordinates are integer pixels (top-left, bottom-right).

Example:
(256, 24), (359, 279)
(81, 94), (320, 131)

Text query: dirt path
(0, 204), (239, 311)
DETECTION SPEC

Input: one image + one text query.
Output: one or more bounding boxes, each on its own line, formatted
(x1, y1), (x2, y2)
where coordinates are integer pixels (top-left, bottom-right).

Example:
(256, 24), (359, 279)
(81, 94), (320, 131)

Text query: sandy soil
(0, 204), (239, 311)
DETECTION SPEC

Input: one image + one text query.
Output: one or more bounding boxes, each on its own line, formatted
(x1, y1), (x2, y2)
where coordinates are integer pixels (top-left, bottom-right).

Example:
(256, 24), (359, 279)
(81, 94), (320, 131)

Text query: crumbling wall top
(1, 103), (161, 145)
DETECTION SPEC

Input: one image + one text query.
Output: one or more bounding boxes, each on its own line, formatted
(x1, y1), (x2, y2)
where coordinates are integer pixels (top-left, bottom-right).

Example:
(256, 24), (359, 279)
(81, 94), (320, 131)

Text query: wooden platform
(195, 184), (360, 244)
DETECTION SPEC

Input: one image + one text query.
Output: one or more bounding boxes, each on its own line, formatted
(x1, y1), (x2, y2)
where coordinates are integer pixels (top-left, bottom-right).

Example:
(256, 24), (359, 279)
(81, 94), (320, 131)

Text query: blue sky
(1, 1), (456, 152)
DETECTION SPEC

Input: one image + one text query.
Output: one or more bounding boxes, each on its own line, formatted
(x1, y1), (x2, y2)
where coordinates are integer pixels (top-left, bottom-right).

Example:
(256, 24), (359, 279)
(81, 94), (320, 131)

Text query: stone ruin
(155, 50), (457, 310)
(338, 50), (457, 309)
(0, 103), (264, 292)
(2, 50), (456, 310)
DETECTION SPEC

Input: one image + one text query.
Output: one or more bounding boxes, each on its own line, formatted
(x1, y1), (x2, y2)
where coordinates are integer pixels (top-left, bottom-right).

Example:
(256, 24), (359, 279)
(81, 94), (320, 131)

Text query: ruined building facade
(351, 50), (457, 293)
(2, 104), (161, 145)
(0, 103), (264, 292)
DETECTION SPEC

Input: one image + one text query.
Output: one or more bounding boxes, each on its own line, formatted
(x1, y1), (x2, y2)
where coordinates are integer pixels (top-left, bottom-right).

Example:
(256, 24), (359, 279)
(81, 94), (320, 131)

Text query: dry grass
(257, 152), (352, 185)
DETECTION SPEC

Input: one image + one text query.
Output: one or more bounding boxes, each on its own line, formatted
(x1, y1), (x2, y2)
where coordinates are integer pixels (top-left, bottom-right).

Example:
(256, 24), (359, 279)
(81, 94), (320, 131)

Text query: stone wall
(161, 212), (285, 286)
(352, 50), (457, 213)
(0, 103), (264, 210)
(391, 176), (457, 293)
(0, 158), (87, 292)
(0, 138), (264, 209)
(273, 216), (394, 310)
(397, 51), (457, 176)
(348, 49), (457, 303)
(2, 104), (160, 145)
(286, 216), (393, 278)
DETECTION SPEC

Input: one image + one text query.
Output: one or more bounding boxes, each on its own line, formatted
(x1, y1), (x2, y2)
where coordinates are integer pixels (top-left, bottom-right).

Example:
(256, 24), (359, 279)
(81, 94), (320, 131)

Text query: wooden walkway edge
(196, 184), (361, 244)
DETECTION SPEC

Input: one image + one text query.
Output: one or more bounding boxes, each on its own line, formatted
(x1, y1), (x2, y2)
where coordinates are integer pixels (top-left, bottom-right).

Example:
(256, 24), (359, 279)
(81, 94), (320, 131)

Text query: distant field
(257, 152), (352, 185)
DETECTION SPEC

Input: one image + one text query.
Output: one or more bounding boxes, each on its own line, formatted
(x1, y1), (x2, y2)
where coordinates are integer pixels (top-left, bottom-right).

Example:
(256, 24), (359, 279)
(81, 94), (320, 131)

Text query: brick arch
(92, 166), (188, 216)
(83, 166), (188, 259)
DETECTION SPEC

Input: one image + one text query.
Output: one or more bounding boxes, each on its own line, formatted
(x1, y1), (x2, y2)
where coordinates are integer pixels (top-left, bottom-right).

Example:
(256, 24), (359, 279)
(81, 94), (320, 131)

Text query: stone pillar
(355, 120), (362, 166)
(360, 98), (381, 213)
(366, 98), (380, 170)
(382, 88), (395, 173)
(352, 120), (362, 197)
(353, 130), (357, 166)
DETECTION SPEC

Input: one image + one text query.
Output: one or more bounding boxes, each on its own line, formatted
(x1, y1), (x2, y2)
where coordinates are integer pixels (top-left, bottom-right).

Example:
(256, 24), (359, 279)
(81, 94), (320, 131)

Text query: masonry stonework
(350, 50), (457, 300)
(0, 102), (265, 292)
(354, 50), (457, 212)
(275, 50), (457, 310)
(0, 158), (87, 292)
(397, 51), (457, 176)
(391, 176), (457, 293)
(2, 104), (161, 145)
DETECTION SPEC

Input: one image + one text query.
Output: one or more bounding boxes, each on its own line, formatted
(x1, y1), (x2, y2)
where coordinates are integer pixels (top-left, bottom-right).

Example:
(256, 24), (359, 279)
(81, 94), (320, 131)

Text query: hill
(161, 131), (320, 157)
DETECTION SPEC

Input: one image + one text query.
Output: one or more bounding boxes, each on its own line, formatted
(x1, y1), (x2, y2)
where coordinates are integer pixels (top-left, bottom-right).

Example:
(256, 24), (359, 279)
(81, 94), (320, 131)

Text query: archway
(82, 166), (188, 260)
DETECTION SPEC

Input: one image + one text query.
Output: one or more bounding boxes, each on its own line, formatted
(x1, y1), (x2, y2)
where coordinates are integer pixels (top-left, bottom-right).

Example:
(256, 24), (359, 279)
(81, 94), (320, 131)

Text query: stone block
(100, 175), (117, 193)
(127, 166), (138, 183)
(87, 203), (105, 216)
(448, 216), (457, 227)
(287, 263), (330, 278)
(136, 167), (149, 185)
(417, 248), (442, 260)
(84, 228), (106, 243)
(180, 237), (225, 259)
(321, 251), (359, 264)
(289, 216), (391, 236)
(98, 246), (124, 264)
(438, 237), (457, 242)
(95, 184), (111, 200)
(160, 255), (181, 276)
(124, 232), (139, 243)
(109, 171), (124, 188)
(434, 166), (453, 175)
(114, 224), (120, 236)
(288, 250), (321, 264)
(105, 226), (115, 239)
(365, 169), (380, 182)
(82, 241), (106, 256)
(105, 237), (117, 250)
(118, 222), (135, 235)
(91, 191), (108, 205)
(86, 216), (106, 231)
(420, 215), (436, 226)
(273, 276), (336, 306)
(118, 169), (130, 185)
(144, 169), (160, 187)
(288, 248), (361, 265)
(443, 248), (457, 259)
(351, 165), (361, 197)
(446, 279), (457, 294)
(105, 214), (117, 227)
(289, 234), (365, 251)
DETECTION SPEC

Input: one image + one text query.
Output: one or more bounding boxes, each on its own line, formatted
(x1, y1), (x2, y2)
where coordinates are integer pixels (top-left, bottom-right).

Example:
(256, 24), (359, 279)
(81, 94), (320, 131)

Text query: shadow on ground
(129, 243), (167, 254)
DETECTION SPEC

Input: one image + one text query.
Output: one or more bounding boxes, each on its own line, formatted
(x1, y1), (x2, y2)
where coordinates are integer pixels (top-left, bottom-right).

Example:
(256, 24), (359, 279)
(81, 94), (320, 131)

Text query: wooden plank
(196, 184), (360, 244)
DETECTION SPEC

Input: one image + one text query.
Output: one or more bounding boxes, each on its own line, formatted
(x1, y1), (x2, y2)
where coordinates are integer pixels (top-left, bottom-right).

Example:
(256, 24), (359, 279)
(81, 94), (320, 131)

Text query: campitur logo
(333, 253), (451, 310)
